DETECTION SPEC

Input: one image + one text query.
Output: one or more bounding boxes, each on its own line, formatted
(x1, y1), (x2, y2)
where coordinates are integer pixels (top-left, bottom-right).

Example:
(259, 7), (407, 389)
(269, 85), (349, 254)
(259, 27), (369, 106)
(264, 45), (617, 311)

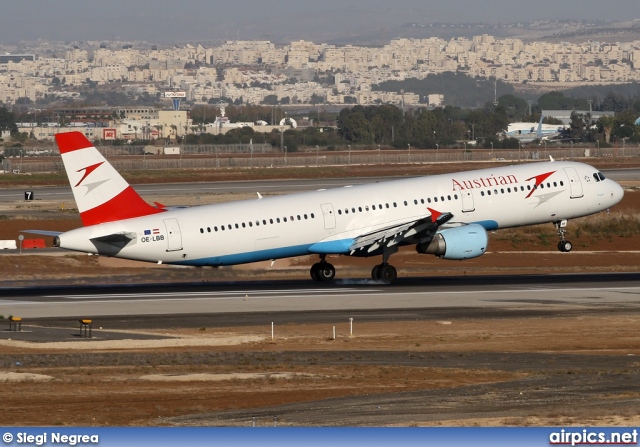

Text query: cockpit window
(598, 172), (606, 181)
(593, 173), (600, 182)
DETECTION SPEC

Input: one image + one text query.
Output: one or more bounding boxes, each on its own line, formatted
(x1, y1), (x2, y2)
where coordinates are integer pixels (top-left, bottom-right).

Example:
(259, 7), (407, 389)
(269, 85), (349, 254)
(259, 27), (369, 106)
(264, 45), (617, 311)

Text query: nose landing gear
(554, 220), (573, 252)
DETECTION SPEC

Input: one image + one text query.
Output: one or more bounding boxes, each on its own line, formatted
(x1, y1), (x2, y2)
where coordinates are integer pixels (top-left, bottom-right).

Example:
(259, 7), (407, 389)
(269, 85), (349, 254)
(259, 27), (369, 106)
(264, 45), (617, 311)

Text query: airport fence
(4, 145), (640, 174)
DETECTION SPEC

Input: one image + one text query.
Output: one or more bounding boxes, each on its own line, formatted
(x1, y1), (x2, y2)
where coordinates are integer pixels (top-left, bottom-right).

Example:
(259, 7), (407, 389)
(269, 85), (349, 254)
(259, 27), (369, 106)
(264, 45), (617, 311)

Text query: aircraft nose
(609, 180), (624, 206)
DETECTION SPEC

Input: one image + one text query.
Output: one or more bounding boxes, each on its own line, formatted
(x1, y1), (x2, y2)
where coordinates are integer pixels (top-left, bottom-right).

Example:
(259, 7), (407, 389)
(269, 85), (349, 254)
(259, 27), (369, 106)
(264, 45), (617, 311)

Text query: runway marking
(41, 288), (381, 300)
(1, 286), (634, 308)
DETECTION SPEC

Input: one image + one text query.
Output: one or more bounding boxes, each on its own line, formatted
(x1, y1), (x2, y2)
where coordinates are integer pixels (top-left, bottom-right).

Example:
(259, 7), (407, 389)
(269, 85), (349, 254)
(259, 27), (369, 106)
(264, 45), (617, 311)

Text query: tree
(0, 107), (18, 135)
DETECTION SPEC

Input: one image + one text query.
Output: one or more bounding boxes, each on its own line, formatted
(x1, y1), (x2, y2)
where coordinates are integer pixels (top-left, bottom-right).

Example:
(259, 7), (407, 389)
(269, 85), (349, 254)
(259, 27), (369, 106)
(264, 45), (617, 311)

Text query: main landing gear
(371, 246), (399, 284)
(310, 255), (336, 282)
(371, 264), (397, 284)
(309, 247), (400, 285)
(554, 220), (573, 253)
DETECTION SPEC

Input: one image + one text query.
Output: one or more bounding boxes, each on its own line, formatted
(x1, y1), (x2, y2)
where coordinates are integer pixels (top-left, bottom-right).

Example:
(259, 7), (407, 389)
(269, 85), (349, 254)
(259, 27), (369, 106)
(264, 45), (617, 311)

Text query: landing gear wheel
(310, 262), (335, 282)
(310, 265), (320, 282)
(558, 241), (573, 253)
(371, 264), (381, 281)
(378, 264), (397, 285)
(317, 263), (336, 282)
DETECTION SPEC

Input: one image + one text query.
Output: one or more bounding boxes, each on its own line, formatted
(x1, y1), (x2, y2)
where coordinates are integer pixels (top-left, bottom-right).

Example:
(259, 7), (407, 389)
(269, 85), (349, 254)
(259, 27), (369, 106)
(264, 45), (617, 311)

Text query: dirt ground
(1, 159), (639, 426)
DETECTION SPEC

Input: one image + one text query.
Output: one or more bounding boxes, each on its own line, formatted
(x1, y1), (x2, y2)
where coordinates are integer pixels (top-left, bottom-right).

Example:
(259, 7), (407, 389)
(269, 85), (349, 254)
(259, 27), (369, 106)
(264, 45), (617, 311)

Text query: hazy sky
(3, 0), (640, 44)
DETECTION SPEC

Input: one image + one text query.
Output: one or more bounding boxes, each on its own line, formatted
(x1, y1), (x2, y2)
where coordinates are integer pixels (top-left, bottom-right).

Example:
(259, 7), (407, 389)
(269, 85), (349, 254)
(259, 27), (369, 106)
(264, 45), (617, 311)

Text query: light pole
(348, 145), (351, 166)
(407, 143), (411, 163)
(284, 146), (287, 165)
(435, 143), (439, 162)
(316, 145), (319, 166)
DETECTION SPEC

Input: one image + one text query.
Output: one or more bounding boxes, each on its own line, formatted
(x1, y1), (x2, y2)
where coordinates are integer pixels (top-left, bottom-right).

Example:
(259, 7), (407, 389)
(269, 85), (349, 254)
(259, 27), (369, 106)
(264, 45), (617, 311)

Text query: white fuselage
(56, 161), (624, 266)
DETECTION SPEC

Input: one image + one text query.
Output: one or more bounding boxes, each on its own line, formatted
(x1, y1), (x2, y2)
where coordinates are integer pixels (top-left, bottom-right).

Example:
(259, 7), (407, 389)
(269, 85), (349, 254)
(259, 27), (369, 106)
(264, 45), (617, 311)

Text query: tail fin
(536, 113), (544, 138)
(55, 132), (163, 226)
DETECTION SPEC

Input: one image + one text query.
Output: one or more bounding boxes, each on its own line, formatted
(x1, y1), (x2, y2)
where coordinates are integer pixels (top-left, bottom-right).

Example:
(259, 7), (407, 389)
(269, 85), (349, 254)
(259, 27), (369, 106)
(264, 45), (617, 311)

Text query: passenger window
(447, 195), (451, 200)
(434, 197), (438, 202)
(207, 227), (211, 232)
(235, 223), (239, 229)
(200, 228), (204, 234)
(393, 202), (397, 207)
(270, 219), (274, 224)
(277, 218), (281, 223)
(215, 226), (218, 231)
(249, 222), (253, 227)
(304, 214), (308, 219)
(404, 201), (408, 206)
(372, 205), (376, 210)
(358, 207), (362, 212)
(242, 223), (246, 228)
(311, 213), (315, 218)
(283, 217), (287, 222)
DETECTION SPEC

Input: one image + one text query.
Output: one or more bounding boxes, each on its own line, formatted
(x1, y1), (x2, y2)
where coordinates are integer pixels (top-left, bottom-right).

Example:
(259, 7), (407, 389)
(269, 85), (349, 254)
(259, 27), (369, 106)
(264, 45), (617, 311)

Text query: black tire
(371, 264), (381, 281)
(317, 263), (336, 282)
(558, 241), (565, 252)
(378, 265), (397, 284)
(561, 241), (573, 252)
(310, 264), (320, 281)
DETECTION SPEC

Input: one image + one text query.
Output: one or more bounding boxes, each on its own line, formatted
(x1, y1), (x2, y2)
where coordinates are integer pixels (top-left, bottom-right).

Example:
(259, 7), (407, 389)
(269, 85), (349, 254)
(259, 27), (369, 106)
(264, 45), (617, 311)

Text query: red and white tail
(55, 131), (163, 226)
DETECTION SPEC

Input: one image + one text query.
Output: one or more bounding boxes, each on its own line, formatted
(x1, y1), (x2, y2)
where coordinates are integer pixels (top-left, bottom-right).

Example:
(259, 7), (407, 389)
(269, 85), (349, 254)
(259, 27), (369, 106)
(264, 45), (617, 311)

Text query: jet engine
(416, 224), (487, 260)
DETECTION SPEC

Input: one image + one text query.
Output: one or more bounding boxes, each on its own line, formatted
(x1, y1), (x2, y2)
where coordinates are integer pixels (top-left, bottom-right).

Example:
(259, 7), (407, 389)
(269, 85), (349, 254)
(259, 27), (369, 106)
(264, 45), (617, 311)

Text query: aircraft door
(320, 203), (336, 230)
(563, 167), (584, 198)
(461, 189), (475, 212)
(164, 218), (183, 251)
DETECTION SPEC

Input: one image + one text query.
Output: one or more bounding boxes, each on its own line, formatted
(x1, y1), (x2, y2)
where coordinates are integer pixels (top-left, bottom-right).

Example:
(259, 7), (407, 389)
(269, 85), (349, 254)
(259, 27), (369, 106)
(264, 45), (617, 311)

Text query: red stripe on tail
(80, 186), (164, 226)
(55, 132), (94, 154)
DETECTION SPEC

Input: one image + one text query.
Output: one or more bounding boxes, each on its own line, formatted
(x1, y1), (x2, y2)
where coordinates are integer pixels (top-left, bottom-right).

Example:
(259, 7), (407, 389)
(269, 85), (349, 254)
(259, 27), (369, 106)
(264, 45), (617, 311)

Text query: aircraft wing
(348, 208), (453, 255)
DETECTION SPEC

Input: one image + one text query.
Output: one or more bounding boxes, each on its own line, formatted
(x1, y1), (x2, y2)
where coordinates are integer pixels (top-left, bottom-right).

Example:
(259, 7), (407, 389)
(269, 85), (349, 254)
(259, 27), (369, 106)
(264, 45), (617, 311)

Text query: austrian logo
(451, 170), (557, 199)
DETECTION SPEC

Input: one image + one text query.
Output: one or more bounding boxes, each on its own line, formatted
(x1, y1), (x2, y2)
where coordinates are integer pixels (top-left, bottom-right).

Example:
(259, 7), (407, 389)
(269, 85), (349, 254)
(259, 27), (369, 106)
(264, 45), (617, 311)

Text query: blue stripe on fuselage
(472, 220), (499, 231)
(173, 238), (353, 267)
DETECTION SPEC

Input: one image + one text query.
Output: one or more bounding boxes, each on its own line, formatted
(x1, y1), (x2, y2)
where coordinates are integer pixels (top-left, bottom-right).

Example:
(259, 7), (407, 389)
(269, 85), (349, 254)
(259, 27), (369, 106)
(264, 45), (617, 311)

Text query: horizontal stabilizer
(21, 230), (63, 237)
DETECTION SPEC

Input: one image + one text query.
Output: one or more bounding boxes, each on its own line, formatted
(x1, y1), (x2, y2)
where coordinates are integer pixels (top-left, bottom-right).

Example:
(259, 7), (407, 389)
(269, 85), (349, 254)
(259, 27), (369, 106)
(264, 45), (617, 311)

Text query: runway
(3, 273), (640, 320)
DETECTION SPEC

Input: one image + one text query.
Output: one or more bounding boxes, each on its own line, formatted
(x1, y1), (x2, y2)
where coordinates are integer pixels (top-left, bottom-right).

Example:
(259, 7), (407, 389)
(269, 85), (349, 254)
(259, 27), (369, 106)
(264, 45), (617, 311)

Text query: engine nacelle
(416, 224), (487, 260)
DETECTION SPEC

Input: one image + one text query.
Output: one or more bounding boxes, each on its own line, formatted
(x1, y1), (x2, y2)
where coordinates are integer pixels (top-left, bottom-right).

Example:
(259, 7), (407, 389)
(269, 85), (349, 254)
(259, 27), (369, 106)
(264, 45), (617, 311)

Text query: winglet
(55, 132), (164, 226)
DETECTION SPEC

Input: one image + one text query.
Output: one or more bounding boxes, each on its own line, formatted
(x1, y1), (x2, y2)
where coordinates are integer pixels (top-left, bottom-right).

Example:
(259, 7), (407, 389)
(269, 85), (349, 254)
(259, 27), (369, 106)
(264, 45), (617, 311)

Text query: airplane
(25, 131), (624, 284)
(505, 114), (565, 143)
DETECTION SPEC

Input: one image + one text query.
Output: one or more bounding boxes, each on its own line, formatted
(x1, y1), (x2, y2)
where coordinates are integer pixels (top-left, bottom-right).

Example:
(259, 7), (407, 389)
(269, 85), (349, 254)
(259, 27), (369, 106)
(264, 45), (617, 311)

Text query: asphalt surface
(2, 272), (640, 342)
